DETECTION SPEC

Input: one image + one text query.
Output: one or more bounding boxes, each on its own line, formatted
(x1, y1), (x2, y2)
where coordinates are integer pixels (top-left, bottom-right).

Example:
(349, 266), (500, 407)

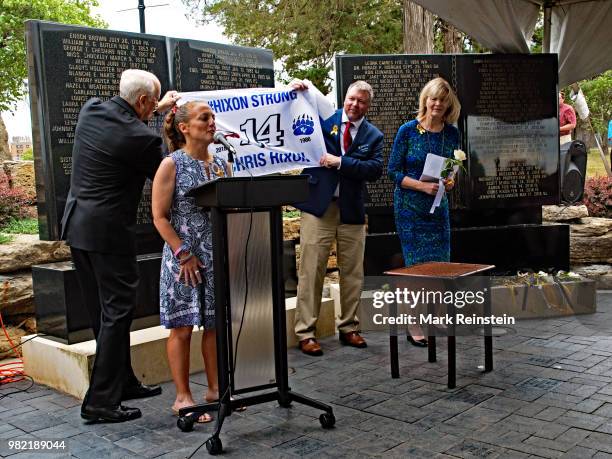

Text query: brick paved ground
(1, 292), (612, 458)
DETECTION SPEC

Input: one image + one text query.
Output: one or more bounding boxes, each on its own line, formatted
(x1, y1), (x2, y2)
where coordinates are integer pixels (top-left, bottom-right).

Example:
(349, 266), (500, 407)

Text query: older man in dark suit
(293, 80), (383, 356)
(61, 69), (178, 422)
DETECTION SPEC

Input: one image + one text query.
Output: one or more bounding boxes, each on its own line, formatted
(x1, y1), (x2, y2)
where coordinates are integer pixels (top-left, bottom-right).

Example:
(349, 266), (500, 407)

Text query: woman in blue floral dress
(152, 101), (229, 421)
(387, 77), (461, 345)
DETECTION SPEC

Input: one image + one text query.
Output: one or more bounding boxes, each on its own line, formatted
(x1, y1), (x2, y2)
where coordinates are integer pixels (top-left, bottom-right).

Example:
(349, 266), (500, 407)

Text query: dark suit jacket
(294, 109), (383, 224)
(61, 96), (163, 255)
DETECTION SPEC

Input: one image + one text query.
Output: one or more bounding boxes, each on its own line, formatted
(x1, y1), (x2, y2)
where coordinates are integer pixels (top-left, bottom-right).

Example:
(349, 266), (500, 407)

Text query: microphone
(213, 131), (237, 163)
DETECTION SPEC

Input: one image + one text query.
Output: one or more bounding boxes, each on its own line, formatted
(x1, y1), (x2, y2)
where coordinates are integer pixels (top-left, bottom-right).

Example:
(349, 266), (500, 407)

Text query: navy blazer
(294, 110), (383, 224)
(60, 96), (163, 255)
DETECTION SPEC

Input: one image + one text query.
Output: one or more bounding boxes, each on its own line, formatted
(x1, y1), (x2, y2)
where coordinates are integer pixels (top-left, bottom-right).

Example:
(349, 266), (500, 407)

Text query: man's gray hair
(119, 69), (160, 105)
(347, 80), (374, 103)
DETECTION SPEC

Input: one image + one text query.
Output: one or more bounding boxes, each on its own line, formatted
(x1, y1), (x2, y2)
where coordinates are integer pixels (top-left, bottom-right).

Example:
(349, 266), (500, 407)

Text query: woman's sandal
(205, 396), (246, 412)
(172, 407), (213, 423)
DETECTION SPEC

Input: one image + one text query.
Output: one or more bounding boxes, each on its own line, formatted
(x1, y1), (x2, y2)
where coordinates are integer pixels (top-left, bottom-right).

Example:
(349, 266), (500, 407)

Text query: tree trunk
(0, 115), (10, 161)
(403, 0), (434, 54)
(575, 118), (595, 150)
(441, 20), (463, 53)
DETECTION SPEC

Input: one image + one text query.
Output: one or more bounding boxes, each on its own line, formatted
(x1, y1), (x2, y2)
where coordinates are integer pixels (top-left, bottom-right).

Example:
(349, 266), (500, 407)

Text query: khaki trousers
(295, 202), (366, 340)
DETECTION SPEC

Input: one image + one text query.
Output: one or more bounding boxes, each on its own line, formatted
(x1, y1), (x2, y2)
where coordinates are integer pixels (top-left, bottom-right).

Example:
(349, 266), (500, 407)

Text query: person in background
(559, 90), (577, 145)
(387, 77), (460, 347)
(608, 120), (612, 164)
(152, 101), (229, 422)
(62, 69), (179, 423)
(291, 80), (383, 356)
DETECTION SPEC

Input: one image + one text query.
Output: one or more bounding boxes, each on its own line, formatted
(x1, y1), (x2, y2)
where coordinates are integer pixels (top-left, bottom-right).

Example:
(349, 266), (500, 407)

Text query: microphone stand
(226, 150), (234, 177)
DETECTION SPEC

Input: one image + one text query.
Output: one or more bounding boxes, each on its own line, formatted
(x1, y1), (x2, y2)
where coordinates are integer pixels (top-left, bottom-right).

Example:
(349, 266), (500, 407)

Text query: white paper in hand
(419, 153), (445, 182)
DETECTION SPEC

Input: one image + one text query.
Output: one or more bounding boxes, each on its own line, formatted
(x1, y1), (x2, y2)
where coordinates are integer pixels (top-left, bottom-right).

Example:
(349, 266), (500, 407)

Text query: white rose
(453, 149), (466, 161)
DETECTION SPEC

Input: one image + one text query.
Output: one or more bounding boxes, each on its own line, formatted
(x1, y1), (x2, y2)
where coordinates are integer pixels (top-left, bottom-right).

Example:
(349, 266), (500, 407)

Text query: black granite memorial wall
(170, 39), (274, 92)
(26, 20), (275, 250)
(336, 53), (568, 272)
(336, 54), (559, 217)
(26, 20), (275, 342)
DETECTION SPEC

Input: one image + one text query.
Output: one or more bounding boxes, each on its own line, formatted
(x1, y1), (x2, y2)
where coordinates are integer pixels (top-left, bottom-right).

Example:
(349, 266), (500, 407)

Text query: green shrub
(2, 217), (39, 234)
(21, 148), (33, 161)
(282, 206), (301, 219)
(583, 176), (612, 218)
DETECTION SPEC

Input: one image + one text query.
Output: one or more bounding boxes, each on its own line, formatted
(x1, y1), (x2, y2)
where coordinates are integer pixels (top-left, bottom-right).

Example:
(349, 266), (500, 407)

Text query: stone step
(21, 296), (335, 399)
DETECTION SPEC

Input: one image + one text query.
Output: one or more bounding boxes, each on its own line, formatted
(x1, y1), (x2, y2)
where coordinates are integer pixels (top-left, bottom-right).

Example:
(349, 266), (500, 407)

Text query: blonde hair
(417, 77), (461, 124)
(347, 80), (374, 103)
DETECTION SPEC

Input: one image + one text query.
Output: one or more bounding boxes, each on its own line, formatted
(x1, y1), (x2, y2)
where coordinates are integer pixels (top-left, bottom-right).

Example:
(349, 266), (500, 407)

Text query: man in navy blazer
(293, 80), (383, 355)
(62, 69), (178, 423)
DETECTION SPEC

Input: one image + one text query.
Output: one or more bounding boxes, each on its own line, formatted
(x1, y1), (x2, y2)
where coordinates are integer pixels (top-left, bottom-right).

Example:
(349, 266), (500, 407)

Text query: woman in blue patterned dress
(387, 77), (461, 346)
(152, 101), (229, 421)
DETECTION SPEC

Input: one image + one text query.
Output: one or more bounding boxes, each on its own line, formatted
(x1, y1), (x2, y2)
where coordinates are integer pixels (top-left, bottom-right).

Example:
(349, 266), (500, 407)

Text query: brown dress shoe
(299, 338), (323, 356)
(339, 331), (367, 348)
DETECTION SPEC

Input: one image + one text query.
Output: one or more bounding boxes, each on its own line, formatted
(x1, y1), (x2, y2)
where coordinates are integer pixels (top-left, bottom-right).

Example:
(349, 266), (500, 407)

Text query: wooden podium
(181, 176), (335, 454)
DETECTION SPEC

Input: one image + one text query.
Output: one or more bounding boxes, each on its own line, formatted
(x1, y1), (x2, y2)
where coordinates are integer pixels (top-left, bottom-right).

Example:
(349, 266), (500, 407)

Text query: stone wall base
(21, 297), (336, 399)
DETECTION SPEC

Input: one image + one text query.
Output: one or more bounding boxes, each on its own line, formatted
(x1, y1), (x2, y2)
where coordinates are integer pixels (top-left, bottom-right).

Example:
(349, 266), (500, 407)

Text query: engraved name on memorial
(172, 40), (273, 91)
(460, 55), (558, 208)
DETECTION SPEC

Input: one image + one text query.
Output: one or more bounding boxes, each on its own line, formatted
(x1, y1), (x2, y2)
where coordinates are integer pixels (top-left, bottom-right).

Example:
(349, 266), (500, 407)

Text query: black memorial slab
(32, 254), (162, 344)
(27, 21), (170, 253)
(364, 225), (569, 277)
(336, 53), (559, 222)
(26, 21), (276, 251)
(458, 54), (559, 211)
(26, 20), (276, 343)
(170, 39), (274, 91)
(336, 53), (567, 272)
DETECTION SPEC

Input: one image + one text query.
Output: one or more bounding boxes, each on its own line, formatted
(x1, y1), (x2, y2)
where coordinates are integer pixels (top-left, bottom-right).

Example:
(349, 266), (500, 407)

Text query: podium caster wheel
(206, 436), (223, 455)
(319, 412), (335, 429)
(177, 415), (194, 432)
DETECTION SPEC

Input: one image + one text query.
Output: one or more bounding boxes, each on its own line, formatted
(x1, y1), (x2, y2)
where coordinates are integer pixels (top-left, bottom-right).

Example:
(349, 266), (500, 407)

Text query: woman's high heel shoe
(407, 335), (428, 347)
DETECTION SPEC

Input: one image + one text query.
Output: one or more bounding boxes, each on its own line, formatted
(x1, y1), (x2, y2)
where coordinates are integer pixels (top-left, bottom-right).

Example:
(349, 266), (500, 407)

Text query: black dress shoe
(122, 382), (162, 401)
(81, 405), (142, 423)
(407, 335), (428, 347)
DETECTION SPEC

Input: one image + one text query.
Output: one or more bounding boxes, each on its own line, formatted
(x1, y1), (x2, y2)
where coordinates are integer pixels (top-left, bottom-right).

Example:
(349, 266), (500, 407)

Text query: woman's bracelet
(178, 252), (194, 265)
(174, 243), (190, 259)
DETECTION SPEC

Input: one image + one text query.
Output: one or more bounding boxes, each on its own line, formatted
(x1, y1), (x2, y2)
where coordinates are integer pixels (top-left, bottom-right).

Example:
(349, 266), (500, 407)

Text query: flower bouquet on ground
(490, 270), (595, 318)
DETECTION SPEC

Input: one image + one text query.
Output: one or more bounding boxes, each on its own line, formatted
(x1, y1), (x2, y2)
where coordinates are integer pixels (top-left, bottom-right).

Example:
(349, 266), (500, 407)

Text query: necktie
(343, 121), (352, 153)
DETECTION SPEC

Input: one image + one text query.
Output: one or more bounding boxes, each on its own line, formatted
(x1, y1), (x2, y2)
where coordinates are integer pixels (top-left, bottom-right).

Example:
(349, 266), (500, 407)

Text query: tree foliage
(184, 0), (403, 92)
(578, 70), (612, 142)
(0, 0), (105, 111)
(433, 18), (488, 54)
(21, 147), (33, 160)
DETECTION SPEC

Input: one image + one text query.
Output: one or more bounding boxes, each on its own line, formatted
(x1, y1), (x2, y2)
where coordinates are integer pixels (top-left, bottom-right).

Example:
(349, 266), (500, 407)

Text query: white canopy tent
(412, 0), (612, 86)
